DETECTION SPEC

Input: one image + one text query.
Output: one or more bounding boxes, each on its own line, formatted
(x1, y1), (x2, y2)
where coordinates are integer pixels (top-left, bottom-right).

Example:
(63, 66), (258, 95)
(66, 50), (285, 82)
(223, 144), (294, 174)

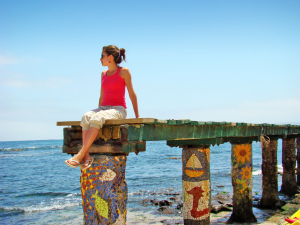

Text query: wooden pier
(57, 118), (300, 224)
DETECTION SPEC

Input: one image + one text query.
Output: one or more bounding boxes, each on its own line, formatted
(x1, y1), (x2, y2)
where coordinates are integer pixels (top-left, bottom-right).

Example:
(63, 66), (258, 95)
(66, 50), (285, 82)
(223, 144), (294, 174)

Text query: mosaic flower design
(80, 155), (127, 224)
(239, 166), (252, 180)
(233, 144), (251, 163)
(236, 179), (248, 194)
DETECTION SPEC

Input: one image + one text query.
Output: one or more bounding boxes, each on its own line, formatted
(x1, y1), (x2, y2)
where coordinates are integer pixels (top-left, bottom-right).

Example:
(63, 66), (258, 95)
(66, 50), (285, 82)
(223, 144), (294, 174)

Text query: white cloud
(0, 54), (18, 66)
(1, 76), (73, 88)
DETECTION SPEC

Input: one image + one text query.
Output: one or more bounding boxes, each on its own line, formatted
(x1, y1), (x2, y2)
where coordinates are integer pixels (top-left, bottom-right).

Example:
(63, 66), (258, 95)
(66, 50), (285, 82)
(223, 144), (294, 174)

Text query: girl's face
(100, 51), (109, 66)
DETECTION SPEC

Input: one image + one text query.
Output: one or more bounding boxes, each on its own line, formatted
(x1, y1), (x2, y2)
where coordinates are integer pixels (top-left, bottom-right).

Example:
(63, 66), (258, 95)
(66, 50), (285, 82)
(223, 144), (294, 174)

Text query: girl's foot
(65, 158), (82, 168)
(65, 154), (84, 167)
(81, 157), (94, 170)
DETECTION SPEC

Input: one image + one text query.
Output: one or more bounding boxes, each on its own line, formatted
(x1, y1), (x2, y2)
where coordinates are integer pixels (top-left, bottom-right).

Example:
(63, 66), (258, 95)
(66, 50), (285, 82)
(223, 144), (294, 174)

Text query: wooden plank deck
(58, 118), (300, 153)
(57, 118), (156, 126)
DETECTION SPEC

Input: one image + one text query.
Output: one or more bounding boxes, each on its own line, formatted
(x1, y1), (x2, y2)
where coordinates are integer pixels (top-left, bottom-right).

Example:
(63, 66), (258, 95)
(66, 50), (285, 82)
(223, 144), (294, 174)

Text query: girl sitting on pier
(65, 45), (139, 169)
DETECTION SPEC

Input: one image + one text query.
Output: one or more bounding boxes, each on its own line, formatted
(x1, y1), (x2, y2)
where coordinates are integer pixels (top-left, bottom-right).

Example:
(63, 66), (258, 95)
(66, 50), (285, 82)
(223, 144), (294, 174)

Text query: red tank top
(101, 67), (127, 108)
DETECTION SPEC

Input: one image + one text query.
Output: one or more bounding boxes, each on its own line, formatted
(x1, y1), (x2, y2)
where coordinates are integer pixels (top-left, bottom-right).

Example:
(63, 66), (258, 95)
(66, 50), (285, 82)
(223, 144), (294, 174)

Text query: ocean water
(0, 139), (283, 224)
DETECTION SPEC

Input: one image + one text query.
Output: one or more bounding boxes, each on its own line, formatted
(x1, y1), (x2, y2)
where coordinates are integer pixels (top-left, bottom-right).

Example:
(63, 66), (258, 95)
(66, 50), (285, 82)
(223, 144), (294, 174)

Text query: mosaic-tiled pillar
(80, 154), (127, 225)
(182, 146), (210, 225)
(227, 143), (257, 223)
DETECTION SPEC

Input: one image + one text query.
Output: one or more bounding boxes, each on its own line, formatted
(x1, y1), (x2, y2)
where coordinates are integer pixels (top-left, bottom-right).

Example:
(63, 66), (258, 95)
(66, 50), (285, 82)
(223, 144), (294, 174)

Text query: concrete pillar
(260, 139), (279, 208)
(81, 154), (127, 225)
(182, 146), (210, 225)
(227, 143), (257, 223)
(297, 138), (300, 185)
(281, 138), (298, 196)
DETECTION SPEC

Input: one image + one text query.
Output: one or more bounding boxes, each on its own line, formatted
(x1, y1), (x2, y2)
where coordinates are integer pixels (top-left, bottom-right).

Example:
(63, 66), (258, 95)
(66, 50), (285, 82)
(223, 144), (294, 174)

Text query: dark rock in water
(210, 193), (234, 213)
(158, 200), (173, 206)
(220, 205), (232, 212)
(165, 192), (180, 196)
(162, 219), (184, 225)
(158, 206), (176, 214)
(210, 200), (223, 213)
(141, 199), (152, 204)
(252, 200), (260, 207)
(252, 194), (263, 208)
(276, 200), (286, 209)
(249, 194), (287, 209)
(217, 185), (225, 187)
(290, 197), (300, 204)
(253, 195), (262, 201)
(176, 203), (183, 210)
(150, 199), (159, 205)
(211, 200), (232, 213)
(168, 157), (181, 160)
(212, 192), (233, 206)
(168, 196), (182, 202)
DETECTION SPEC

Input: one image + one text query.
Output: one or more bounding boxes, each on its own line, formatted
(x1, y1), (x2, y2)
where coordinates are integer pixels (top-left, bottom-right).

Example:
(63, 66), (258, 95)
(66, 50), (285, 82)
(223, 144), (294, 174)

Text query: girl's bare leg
(67, 127), (99, 165)
(81, 130), (89, 163)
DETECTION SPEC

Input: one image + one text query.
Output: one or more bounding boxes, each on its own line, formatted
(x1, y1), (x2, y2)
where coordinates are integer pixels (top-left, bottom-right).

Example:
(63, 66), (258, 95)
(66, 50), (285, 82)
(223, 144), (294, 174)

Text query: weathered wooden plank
(57, 118), (155, 126)
(58, 121), (81, 126)
(63, 141), (146, 154)
(152, 119), (168, 124)
(60, 121), (300, 143)
(167, 120), (177, 125)
(190, 121), (206, 125)
(167, 138), (224, 146)
(176, 119), (191, 125)
(167, 136), (261, 147)
(124, 124), (300, 142)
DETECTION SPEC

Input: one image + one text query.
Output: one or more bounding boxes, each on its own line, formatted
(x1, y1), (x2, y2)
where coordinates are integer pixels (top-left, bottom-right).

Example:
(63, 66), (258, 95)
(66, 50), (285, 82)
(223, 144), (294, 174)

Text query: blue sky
(1, 0), (299, 141)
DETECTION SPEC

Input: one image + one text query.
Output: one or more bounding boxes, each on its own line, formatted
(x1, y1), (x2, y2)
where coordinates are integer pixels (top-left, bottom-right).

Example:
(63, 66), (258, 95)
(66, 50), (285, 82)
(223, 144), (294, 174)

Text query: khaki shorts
(80, 106), (127, 130)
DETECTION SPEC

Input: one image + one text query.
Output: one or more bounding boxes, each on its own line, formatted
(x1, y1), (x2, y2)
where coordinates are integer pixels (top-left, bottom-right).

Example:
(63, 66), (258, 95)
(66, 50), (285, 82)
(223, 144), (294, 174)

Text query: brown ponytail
(103, 45), (126, 64)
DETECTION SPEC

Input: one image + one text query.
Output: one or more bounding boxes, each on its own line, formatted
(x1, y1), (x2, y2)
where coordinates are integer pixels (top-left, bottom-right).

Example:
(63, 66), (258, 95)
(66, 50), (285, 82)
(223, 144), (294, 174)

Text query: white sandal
(81, 157), (94, 170)
(65, 159), (82, 168)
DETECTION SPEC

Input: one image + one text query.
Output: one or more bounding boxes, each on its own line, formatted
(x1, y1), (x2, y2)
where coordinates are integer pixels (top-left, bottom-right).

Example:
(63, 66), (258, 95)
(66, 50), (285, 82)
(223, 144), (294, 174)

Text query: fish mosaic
(80, 154), (127, 225)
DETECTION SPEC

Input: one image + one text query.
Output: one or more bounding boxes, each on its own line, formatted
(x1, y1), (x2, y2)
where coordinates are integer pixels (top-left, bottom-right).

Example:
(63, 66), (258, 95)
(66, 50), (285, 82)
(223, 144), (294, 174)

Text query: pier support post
(182, 146), (210, 225)
(260, 139), (279, 208)
(227, 142), (257, 223)
(80, 154), (128, 225)
(280, 138), (299, 196)
(297, 138), (300, 185)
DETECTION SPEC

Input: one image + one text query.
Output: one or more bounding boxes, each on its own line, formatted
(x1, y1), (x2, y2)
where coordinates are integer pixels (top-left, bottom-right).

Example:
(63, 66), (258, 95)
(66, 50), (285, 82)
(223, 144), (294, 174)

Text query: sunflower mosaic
(232, 144), (253, 194)
(240, 166), (252, 180)
(233, 144), (251, 164)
